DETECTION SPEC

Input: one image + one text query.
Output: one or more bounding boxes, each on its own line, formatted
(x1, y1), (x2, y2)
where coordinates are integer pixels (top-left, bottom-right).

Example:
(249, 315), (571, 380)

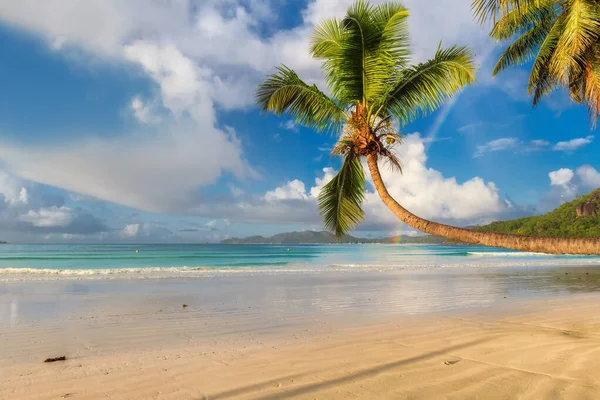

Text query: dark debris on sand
(44, 356), (67, 363)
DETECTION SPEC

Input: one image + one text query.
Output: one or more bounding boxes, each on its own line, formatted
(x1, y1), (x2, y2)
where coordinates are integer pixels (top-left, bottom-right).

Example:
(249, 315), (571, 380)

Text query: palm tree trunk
(366, 154), (600, 255)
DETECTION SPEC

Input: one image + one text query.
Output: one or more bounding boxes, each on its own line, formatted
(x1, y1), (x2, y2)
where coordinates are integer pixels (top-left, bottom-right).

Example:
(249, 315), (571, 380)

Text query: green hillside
(476, 189), (600, 237)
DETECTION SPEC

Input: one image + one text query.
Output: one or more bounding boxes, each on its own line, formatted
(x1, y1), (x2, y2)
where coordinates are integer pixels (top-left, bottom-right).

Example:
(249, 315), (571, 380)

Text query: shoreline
(4, 262), (600, 398)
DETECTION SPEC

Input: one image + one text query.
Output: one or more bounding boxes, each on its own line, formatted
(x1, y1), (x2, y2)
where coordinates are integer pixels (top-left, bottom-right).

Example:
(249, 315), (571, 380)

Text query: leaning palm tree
(257, 0), (600, 255)
(473, 0), (600, 126)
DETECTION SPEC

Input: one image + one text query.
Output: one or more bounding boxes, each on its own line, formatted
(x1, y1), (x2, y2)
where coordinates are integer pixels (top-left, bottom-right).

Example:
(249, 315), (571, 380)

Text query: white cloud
(227, 133), (513, 230)
(120, 222), (177, 241)
(121, 224), (140, 237)
(229, 184), (245, 198)
(473, 135), (594, 157)
(549, 168), (575, 186)
(474, 138), (519, 157)
(130, 96), (158, 124)
(364, 133), (508, 226)
(0, 172), (28, 206)
(530, 139), (550, 148)
(553, 135), (594, 151)
(18, 188), (29, 205)
(19, 206), (73, 227)
(0, 123), (248, 212)
(264, 180), (308, 201)
(280, 121), (299, 132)
(540, 165), (600, 212)
(577, 165), (600, 188)
(310, 168), (336, 198)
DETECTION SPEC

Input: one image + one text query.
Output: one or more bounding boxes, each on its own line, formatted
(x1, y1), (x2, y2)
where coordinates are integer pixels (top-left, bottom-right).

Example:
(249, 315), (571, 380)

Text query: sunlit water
(2, 244), (600, 325)
(0, 243), (599, 281)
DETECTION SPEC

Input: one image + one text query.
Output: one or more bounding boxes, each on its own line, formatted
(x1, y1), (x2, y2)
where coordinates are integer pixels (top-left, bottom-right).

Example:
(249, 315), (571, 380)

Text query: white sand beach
(3, 270), (600, 399)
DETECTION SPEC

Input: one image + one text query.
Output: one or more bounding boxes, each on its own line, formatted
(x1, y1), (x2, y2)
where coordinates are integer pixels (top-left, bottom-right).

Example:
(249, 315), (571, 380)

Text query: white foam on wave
(467, 251), (557, 257)
(3, 255), (600, 281)
(0, 266), (212, 275)
(0, 265), (329, 281)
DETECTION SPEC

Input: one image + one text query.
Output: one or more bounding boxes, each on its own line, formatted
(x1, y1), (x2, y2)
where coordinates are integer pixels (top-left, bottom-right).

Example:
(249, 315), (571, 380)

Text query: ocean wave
(0, 266), (212, 275)
(468, 251), (562, 257)
(0, 263), (335, 281)
(467, 251), (597, 258)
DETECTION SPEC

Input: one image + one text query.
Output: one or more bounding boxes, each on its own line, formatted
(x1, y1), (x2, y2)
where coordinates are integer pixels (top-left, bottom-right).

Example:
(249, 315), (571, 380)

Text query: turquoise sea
(0, 243), (599, 281)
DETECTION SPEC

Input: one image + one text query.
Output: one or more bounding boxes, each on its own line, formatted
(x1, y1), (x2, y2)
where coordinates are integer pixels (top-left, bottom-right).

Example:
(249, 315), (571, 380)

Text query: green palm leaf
(476, 0), (600, 127)
(550, 0), (600, 82)
(528, 14), (564, 103)
(256, 65), (346, 134)
(472, 0), (540, 24)
(365, 2), (411, 103)
(489, 0), (556, 41)
(378, 45), (476, 125)
(493, 16), (553, 75)
(318, 154), (366, 240)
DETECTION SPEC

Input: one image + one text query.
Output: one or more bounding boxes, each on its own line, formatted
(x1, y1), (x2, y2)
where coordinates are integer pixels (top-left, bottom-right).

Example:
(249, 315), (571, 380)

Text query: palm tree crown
(473, 0), (600, 126)
(257, 0), (476, 238)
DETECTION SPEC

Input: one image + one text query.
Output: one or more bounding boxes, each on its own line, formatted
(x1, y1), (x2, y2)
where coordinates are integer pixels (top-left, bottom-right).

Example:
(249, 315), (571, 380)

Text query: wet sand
(3, 267), (600, 399)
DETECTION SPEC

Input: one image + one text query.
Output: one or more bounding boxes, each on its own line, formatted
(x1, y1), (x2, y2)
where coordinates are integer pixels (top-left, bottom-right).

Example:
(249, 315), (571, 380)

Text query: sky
(0, 0), (599, 243)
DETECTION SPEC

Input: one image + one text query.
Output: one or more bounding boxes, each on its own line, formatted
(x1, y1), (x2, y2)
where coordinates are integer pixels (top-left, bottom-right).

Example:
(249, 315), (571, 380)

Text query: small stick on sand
(44, 356), (67, 363)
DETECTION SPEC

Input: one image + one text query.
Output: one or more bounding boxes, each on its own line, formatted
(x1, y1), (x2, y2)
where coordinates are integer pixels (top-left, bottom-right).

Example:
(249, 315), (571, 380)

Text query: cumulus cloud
(120, 223), (179, 242)
(363, 134), (512, 228)
(577, 165), (600, 187)
(19, 206), (74, 227)
(264, 180), (308, 201)
(0, 170), (108, 241)
(540, 165), (600, 212)
(208, 134), (521, 231)
(0, 172), (29, 206)
(549, 168), (575, 186)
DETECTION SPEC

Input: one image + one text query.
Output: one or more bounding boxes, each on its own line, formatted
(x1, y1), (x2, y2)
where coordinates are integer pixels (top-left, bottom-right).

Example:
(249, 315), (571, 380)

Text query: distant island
(220, 230), (447, 245)
(221, 188), (600, 245)
(0, 241), (7, 244)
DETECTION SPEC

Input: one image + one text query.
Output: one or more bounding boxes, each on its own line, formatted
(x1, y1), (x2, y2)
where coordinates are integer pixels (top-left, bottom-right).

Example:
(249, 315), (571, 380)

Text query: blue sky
(0, 0), (598, 243)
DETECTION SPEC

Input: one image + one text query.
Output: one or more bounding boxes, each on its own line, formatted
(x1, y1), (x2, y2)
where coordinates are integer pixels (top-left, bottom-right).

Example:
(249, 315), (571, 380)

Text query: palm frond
(472, 0), (541, 24)
(364, 2), (411, 102)
(490, 0), (556, 41)
(316, 0), (376, 105)
(550, 0), (600, 83)
(493, 16), (553, 75)
(311, 18), (345, 60)
(580, 54), (600, 127)
(318, 154), (366, 239)
(371, 2), (410, 66)
(378, 45), (476, 125)
(256, 65), (346, 134)
(528, 13), (564, 103)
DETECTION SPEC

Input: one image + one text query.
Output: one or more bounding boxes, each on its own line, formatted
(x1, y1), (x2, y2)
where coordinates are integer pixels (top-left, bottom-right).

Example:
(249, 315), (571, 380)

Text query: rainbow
(423, 48), (496, 151)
